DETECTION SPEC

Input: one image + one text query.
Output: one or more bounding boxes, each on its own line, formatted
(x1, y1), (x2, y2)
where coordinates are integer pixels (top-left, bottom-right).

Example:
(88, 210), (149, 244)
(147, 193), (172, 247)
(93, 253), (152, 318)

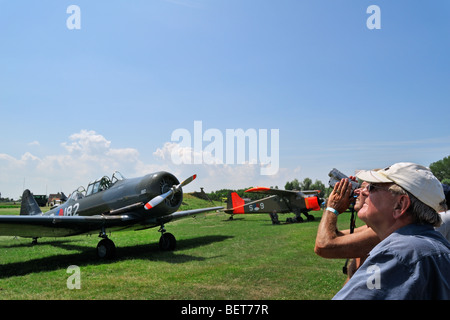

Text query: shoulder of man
(385, 224), (450, 262)
(333, 224), (450, 300)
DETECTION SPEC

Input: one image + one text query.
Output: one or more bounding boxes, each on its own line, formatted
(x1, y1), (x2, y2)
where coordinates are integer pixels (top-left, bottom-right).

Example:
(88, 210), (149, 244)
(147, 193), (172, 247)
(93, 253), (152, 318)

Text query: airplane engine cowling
(145, 172), (184, 212)
(159, 173), (183, 209)
(304, 196), (320, 211)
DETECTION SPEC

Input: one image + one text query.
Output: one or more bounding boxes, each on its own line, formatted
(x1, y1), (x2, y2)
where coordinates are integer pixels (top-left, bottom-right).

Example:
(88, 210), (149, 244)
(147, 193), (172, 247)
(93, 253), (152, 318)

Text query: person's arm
(315, 179), (379, 259)
(315, 224), (379, 258)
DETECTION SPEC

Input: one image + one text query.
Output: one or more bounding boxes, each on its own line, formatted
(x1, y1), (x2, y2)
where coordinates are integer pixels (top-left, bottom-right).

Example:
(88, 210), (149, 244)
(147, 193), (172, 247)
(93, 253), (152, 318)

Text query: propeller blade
(144, 189), (173, 210)
(144, 174), (197, 210)
(176, 174), (197, 190)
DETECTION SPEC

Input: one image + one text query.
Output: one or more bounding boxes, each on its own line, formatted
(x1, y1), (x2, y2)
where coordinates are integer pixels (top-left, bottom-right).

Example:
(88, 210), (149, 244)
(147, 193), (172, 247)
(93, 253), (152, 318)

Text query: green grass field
(0, 195), (360, 300)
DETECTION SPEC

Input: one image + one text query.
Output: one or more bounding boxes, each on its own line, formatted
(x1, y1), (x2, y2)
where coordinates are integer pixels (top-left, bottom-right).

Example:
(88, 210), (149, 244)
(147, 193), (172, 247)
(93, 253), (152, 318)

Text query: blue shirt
(333, 224), (450, 300)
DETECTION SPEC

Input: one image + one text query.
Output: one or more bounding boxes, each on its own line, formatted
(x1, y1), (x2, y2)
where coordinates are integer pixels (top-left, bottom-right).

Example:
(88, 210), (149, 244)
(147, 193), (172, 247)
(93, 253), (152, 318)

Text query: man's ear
(393, 195), (410, 219)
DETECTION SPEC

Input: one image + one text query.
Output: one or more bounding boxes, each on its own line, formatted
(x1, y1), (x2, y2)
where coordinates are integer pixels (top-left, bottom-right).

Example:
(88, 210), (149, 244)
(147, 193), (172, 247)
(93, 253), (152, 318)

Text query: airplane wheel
(97, 238), (116, 259)
(159, 232), (176, 251)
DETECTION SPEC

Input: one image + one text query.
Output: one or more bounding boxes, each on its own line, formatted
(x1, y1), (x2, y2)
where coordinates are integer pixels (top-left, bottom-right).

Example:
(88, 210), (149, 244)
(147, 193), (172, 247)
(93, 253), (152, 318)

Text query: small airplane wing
(0, 214), (135, 238)
(154, 206), (224, 225)
(245, 187), (319, 197)
(245, 187), (297, 196)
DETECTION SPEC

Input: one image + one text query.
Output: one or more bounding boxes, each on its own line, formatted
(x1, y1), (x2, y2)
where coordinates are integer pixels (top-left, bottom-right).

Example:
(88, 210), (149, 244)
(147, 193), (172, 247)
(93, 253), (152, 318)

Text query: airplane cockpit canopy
(111, 171), (125, 184)
(85, 171), (125, 197)
(70, 186), (86, 201)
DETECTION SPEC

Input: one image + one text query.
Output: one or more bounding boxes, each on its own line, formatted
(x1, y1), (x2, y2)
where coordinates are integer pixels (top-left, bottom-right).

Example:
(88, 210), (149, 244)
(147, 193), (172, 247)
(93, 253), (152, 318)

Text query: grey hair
(388, 184), (444, 227)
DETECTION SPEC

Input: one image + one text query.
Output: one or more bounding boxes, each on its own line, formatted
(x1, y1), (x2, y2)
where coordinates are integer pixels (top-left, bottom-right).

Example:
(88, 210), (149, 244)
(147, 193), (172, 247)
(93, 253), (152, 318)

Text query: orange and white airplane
(224, 187), (322, 224)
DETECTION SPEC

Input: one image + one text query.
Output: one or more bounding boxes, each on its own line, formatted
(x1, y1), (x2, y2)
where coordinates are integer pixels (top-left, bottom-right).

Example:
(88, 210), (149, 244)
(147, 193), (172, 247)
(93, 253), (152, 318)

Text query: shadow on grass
(0, 235), (233, 279)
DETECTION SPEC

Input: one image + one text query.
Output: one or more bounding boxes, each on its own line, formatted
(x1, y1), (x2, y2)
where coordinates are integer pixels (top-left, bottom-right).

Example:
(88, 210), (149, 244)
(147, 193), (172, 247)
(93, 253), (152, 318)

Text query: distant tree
(430, 156), (450, 183)
(285, 179), (300, 190)
(311, 180), (326, 198)
(300, 178), (313, 190)
(285, 178), (327, 198)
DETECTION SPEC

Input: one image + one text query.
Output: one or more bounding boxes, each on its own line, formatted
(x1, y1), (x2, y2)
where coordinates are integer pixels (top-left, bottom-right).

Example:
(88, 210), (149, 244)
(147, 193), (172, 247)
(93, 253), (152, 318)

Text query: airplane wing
(245, 187), (319, 197)
(0, 206), (224, 238)
(0, 214), (136, 238)
(245, 187), (297, 196)
(153, 206), (224, 225)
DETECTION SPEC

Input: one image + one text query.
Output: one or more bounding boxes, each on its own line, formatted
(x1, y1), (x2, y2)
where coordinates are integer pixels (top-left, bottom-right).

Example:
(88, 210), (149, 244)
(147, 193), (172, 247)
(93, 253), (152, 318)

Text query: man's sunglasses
(359, 183), (391, 193)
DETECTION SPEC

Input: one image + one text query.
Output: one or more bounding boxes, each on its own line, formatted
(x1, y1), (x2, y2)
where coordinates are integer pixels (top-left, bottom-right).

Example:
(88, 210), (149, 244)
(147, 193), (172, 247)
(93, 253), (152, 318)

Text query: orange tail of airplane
(226, 192), (245, 214)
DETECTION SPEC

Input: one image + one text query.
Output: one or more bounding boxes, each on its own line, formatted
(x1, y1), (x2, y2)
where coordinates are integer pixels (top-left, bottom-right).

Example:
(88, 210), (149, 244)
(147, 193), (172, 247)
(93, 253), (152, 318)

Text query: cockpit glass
(70, 192), (84, 201)
(112, 171), (125, 184)
(86, 183), (94, 196)
(86, 172), (123, 196)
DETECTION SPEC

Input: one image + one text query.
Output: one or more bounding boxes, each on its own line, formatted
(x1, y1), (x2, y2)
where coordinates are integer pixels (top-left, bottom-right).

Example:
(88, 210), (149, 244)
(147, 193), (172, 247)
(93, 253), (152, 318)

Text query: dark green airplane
(224, 187), (322, 224)
(0, 171), (223, 258)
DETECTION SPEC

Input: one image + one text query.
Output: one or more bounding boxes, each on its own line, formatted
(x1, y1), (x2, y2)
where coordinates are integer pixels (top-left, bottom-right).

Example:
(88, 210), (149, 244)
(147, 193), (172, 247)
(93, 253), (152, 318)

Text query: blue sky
(1, 0), (449, 199)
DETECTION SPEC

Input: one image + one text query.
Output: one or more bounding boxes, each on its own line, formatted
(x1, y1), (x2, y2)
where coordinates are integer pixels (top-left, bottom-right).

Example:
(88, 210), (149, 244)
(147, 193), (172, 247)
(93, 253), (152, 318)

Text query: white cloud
(62, 130), (111, 155)
(153, 142), (223, 166)
(0, 130), (162, 199)
(22, 152), (40, 162)
(28, 141), (40, 146)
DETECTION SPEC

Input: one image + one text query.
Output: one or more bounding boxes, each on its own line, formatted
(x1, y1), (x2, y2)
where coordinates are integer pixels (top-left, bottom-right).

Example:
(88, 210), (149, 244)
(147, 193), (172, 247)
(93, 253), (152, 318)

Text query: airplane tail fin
(20, 189), (43, 216)
(225, 191), (245, 214)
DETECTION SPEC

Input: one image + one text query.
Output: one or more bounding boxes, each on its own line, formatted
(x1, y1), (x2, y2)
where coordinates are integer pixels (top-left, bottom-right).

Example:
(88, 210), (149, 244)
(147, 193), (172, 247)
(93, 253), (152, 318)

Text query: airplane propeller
(144, 174), (197, 210)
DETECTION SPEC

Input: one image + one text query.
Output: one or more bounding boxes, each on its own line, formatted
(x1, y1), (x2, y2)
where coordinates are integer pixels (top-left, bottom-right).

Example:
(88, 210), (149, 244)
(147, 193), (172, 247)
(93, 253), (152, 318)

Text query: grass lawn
(0, 195), (361, 300)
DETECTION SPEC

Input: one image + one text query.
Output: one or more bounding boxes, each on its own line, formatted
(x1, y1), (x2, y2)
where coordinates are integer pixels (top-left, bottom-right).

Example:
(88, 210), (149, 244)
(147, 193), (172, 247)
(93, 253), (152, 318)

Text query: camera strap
(342, 207), (356, 275)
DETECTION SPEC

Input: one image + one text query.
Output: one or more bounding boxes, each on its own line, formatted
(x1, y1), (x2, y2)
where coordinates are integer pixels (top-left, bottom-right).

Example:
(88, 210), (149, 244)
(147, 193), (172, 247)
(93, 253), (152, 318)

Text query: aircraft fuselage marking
(57, 203), (80, 216)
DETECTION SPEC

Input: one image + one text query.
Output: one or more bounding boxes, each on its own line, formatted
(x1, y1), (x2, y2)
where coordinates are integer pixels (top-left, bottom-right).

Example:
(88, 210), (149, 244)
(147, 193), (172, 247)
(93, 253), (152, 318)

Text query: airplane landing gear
(158, 225), (176, 251)
(97, 238), (116, 259)
(269, 212), (280, 224)
(97, 228), (116, 259)
(286, 210), (315, 223)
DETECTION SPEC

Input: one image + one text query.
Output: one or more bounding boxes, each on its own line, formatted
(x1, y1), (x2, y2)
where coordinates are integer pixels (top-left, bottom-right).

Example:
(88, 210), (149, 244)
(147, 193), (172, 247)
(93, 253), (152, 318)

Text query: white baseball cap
(356, 162), (445, 213)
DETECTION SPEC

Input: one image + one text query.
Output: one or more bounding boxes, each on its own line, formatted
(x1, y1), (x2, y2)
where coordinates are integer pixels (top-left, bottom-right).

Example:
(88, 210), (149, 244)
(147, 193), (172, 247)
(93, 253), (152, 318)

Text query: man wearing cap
(333, 162), (450, 300)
